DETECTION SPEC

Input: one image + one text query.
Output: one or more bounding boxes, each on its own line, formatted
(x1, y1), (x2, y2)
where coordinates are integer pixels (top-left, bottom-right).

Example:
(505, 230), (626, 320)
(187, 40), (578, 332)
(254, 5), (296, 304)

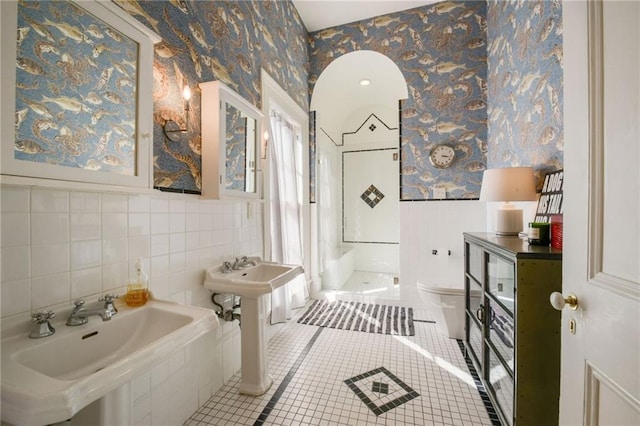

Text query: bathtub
(321, 246), (355, 290)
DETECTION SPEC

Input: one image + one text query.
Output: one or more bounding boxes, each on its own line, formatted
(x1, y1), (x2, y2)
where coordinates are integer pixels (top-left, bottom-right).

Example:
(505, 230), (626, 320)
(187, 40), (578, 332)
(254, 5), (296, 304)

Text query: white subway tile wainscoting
(0, 184), (262, 424)
(0, 185), (262, 317)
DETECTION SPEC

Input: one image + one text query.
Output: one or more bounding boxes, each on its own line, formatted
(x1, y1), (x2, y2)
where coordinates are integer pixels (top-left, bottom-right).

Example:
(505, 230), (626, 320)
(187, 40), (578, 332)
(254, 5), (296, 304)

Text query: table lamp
(479, 167), (537, 236)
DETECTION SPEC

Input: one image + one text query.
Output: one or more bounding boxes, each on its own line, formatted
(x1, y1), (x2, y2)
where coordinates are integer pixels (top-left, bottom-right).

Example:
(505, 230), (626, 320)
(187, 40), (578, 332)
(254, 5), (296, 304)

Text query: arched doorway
(310, 50), (408, 297)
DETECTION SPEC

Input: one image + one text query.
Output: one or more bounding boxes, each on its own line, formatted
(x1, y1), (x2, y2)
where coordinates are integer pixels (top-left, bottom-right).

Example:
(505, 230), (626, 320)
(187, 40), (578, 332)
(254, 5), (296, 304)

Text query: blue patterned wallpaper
(14, 1), (138, 175)
(486, 0), (563, 188)
(117, 0), (309, 192)
(20, 1), (563, 196)
(309, 1), (488, 200)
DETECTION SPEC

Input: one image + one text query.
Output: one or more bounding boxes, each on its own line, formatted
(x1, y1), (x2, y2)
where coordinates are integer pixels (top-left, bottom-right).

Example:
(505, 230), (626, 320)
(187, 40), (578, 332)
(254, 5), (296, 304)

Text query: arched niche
(311, 50), (408, 144)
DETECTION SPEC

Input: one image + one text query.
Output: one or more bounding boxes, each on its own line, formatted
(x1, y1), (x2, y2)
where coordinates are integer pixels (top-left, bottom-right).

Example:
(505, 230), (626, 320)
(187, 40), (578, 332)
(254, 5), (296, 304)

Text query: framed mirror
(225, 102), (257, 193)
(200, 81), (263, 199)
(0, 0), (160, 189)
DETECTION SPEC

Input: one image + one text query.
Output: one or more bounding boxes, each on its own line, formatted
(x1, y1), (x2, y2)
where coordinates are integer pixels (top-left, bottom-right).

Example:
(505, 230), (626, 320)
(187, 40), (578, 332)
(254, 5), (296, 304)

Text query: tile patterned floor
(330, 271), (401, 304)
(185, 272), (499, 426)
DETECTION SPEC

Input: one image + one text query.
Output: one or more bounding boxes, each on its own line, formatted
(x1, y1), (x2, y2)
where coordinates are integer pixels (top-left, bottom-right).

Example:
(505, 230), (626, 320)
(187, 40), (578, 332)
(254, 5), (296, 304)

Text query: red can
(550, 215), (563, 250)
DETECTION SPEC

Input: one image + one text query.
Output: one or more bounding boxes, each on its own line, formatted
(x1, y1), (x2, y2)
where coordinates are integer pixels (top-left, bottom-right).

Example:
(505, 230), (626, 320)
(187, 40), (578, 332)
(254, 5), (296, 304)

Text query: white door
(561, 2), (640, 424)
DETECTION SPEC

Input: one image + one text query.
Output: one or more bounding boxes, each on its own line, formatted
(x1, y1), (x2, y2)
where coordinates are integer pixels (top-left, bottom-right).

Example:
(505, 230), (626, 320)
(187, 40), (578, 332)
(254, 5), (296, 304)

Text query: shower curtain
(268, 110), (308, 323)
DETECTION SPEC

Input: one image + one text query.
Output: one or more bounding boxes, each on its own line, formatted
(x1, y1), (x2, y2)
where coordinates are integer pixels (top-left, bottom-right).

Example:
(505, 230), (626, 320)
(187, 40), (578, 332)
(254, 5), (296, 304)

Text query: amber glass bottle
(126, 258), (149, 307)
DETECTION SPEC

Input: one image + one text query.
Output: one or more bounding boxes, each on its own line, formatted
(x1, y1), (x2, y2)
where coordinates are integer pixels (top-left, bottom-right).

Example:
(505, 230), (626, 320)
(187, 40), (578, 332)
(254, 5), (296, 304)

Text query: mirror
(200, 81), (263, 199)
(225, 103), (257, 193)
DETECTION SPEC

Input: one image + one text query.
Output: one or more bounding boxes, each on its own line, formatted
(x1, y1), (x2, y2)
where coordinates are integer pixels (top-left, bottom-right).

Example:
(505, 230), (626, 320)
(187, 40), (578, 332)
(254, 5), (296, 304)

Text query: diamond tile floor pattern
(185, 272), (499, 425)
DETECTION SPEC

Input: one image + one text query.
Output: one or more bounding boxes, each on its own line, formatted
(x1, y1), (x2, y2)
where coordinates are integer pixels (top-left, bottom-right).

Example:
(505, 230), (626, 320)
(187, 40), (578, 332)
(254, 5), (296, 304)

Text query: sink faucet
(232, 256), (257, 270)
(66, 294), (119, 326)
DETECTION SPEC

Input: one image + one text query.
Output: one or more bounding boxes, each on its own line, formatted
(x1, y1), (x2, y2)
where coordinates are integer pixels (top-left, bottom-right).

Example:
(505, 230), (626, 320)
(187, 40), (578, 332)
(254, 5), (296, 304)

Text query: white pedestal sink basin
(1, 298), (218, 426)
(204, 260), (303, 396)
(205, 261), (304, 298)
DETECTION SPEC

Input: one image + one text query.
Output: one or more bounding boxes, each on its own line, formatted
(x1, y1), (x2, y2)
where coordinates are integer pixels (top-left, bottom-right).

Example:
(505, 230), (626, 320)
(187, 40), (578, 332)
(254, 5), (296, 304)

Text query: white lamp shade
(480, 167), (537, 236)
(479, 167), (537, 202)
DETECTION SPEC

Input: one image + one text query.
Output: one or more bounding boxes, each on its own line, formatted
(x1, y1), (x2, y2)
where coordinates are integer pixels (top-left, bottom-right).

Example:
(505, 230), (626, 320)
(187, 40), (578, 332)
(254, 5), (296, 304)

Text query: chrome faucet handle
(30, 311), (56, 339)
(32, 310), (55, 323)
(73, 299), (86, 309)
(222, 261), (233, 274)
(99, 293), (119, 304)
(100, 293), (119, 315)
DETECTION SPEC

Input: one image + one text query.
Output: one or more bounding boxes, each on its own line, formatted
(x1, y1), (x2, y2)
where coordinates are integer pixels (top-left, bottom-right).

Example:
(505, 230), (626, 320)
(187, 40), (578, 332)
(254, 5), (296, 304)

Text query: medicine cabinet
(200, 81), (263, 199)
(1, 0), (159, 189)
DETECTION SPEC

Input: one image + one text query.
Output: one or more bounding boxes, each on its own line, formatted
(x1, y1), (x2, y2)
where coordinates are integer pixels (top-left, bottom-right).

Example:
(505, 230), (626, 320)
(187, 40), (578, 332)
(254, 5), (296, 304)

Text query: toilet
(416, 282), (465, 340)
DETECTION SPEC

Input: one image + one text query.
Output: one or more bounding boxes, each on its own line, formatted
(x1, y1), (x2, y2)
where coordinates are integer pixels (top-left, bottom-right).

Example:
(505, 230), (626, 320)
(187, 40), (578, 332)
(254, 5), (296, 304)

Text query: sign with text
(535, 169), (563, 223)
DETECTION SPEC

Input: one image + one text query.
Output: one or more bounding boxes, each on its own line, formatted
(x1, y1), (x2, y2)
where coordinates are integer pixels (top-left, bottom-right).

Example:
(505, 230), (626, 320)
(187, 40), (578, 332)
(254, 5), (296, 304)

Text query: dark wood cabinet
(463, 233), (562, 426)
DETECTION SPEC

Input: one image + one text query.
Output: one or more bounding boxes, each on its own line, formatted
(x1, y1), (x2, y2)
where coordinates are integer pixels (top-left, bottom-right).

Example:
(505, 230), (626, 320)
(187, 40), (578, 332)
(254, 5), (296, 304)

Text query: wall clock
(428, 144), (456, 168)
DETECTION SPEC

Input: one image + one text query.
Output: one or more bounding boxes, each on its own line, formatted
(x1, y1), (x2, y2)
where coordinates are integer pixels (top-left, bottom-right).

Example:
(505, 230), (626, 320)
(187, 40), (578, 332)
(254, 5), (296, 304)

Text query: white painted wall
(399, 200), (487, 306)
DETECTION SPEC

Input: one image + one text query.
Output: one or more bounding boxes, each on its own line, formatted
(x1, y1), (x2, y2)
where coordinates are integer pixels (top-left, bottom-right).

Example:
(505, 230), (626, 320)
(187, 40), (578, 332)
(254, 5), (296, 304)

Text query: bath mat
(297, 300), (414, 336)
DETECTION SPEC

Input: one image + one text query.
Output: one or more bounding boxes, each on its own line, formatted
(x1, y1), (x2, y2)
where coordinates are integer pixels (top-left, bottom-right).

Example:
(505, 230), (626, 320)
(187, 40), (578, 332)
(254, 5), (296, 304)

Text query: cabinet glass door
(488, 299), (514, 373)
(467, 280), (482, 317)
(488, 347), (514, 426)
(487, 254), (514, 312)
(467, 242), (483, 282)
(466, 312), (483, 367)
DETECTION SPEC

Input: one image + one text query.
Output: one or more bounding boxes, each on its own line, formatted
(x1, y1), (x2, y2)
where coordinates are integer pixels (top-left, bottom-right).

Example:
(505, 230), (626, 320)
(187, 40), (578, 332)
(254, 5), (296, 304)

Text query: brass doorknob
(550, 292), (579, 311)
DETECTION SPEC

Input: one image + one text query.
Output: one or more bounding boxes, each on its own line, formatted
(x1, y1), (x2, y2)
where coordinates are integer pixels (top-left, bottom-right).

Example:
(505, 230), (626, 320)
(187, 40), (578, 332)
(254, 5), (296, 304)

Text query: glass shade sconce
(261, 129), (269, 159)
(163, 85), (191, 141)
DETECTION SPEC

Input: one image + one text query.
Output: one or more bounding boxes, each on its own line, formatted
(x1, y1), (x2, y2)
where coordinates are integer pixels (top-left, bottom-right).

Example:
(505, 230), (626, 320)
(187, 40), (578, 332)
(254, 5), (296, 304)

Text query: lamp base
(495, 207), (523, 236)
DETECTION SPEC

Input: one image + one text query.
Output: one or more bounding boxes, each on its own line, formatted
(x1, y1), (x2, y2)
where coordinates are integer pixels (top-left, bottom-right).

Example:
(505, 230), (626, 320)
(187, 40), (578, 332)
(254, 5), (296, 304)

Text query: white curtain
(268, 111), (308, 324)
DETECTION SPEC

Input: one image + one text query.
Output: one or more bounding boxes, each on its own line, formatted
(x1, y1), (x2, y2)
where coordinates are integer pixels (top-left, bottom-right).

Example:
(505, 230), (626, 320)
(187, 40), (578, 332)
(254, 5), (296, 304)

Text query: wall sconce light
(163, 85), (191, 142)
(479, 167), (537, 236)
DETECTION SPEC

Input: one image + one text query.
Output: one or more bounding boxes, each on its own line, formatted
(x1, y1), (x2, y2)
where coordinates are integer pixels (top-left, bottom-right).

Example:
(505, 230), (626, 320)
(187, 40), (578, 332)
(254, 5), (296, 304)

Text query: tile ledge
(1, 175), (161, 196)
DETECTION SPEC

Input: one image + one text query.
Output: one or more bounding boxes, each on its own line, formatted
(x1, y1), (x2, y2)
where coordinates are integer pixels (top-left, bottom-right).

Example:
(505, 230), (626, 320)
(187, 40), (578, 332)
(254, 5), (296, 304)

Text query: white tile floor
(185, 272), (499, 426)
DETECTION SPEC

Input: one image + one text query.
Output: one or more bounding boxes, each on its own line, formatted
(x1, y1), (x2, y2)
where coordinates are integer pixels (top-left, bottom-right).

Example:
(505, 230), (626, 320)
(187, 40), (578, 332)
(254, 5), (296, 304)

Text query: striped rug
(297, 300), (415, 336)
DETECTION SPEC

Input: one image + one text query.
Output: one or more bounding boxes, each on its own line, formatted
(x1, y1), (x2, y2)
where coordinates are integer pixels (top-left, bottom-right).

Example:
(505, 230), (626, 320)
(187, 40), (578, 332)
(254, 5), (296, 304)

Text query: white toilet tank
(417, 282), (465, 340)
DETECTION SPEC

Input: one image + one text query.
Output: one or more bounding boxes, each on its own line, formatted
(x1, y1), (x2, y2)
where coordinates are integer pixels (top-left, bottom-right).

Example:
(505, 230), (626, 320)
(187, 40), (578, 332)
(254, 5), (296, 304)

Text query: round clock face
(429, 144), (456, 168)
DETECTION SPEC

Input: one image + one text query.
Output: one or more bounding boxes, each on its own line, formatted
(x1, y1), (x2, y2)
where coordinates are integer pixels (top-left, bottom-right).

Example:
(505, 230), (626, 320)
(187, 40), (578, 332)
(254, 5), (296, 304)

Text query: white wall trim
(260, 70), (311, 284)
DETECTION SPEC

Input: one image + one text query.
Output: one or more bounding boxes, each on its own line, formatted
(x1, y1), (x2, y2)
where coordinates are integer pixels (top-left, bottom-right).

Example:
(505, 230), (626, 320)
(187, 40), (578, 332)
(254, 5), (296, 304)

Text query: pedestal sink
(1, 298), (218, 426)
(204, 259), (303, 395)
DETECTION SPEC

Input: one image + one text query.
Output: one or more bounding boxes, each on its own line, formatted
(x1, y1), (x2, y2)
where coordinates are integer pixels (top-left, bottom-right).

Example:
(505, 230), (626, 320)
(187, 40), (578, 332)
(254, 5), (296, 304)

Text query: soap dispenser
(126, 257), (149, 307)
